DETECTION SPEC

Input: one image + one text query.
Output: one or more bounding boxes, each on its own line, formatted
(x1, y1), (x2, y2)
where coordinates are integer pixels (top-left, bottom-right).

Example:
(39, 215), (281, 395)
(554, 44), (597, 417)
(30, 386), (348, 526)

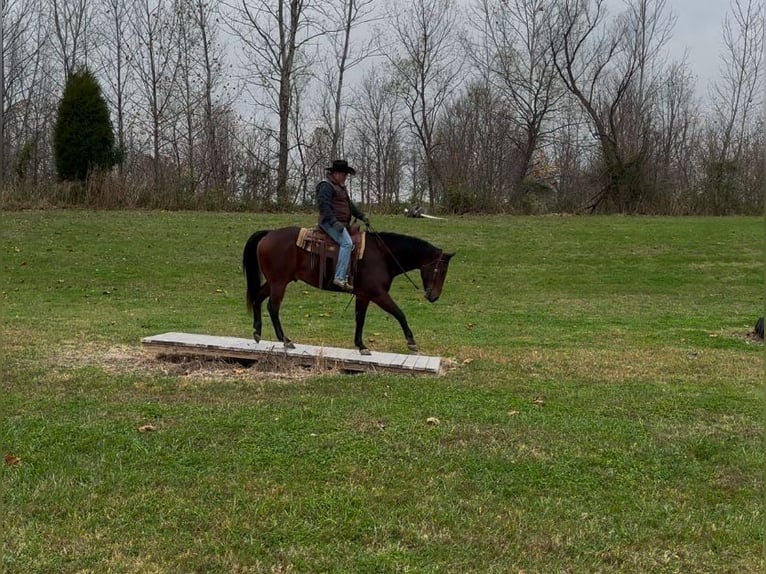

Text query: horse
(242, 226), (454, 355)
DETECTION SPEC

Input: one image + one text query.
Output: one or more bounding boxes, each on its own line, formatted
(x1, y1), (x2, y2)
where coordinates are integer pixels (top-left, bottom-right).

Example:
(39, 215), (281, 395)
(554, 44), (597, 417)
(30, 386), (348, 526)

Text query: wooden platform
(141, 332), (442, 375)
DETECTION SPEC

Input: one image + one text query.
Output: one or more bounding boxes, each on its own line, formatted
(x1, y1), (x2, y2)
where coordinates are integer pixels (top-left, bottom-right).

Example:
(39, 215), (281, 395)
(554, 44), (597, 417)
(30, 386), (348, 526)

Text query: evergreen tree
(54, 69), (119, 182)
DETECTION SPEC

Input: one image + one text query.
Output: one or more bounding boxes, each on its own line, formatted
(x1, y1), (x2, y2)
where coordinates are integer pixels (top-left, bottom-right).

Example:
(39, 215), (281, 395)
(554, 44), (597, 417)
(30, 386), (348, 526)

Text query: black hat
(325, 159), (356, 175)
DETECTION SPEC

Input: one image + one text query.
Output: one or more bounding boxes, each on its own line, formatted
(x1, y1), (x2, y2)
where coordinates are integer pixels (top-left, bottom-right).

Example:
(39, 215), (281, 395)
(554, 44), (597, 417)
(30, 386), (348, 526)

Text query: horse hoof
(253, 333), (261, 343)
(360, 348), (371, 356)
(284, 341), (295, 350)
(408, 344), (419, 354)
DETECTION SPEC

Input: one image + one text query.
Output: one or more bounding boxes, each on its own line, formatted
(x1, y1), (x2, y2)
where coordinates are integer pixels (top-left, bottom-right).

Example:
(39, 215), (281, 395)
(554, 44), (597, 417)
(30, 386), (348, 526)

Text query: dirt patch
(51, 341), (319, 382)
(744, 330), (763, 343)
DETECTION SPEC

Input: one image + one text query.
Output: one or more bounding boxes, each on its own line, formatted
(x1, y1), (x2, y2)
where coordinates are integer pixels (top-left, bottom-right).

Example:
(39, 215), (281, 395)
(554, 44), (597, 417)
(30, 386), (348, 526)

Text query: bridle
(423, 252), (447, 300)
(367, 222), (444, 297)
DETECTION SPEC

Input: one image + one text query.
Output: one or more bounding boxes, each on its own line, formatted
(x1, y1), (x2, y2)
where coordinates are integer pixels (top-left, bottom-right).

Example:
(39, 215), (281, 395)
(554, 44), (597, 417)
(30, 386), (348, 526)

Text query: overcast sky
(451, 0), (734, 98)
(664, 0), (731, 94)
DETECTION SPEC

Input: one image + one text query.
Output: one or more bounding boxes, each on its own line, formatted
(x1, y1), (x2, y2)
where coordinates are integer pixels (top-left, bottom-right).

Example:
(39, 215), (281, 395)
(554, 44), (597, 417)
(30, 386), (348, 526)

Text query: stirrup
(332, 278), (353, 292)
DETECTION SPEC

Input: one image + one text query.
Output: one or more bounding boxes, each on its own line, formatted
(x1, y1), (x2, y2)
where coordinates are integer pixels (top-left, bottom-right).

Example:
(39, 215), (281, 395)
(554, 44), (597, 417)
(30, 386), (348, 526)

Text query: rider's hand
(361, 215), (370, 226)
(332, 221), (345, 232)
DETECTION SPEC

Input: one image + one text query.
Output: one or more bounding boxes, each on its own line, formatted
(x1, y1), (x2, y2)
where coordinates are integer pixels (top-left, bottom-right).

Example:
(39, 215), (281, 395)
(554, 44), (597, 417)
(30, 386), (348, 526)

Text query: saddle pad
(297, 227), (366, 259)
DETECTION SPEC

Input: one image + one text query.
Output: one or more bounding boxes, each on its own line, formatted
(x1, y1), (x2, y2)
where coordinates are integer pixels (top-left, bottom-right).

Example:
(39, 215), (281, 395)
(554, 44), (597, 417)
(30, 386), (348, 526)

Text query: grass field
(1, 211), (763, 573)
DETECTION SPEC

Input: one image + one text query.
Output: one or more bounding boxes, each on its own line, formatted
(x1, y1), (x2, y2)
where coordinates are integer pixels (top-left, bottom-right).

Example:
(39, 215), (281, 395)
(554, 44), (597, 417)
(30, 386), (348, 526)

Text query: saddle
(296, 226), (366, 289)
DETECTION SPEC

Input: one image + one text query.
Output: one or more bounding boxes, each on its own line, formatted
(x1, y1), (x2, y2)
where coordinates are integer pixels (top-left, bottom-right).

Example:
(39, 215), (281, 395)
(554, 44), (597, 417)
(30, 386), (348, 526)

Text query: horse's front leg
(372, 293), (418, 353)
(354, 297), (372, 355)
(266, 283), (294, 349)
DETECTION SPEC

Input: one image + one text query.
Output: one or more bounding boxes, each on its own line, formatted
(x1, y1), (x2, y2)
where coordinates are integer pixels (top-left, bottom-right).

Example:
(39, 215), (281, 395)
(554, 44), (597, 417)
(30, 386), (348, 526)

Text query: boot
(332, 277), (353, 292)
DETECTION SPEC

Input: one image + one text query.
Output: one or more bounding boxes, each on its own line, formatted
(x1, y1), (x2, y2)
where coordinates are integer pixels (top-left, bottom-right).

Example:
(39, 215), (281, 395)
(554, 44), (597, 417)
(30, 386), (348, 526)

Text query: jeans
(320, 223), (353, 281)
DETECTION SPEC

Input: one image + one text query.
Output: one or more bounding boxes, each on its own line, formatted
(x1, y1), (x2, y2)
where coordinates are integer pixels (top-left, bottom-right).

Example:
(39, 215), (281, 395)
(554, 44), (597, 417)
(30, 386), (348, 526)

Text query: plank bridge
(141, 332), (442, 375)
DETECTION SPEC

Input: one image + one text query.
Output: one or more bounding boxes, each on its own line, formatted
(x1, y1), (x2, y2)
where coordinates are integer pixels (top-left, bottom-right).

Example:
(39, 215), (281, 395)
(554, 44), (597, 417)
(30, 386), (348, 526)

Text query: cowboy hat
(325, 159), (356, 175)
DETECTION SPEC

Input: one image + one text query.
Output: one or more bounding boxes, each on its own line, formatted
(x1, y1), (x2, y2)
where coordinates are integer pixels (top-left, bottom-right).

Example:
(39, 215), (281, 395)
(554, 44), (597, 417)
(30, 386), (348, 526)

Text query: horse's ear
(444, 252), (455, 259)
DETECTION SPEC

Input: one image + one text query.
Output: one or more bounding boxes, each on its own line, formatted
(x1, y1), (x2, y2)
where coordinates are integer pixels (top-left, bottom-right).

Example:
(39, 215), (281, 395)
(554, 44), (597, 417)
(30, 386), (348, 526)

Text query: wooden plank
(331, 347), (359, 362)
(424, 356), (441, 372)
(385, 353), (411, 369)
(399, 355), (423, 370)
(141, 332), (441, 375)
(413, 354), (435, 371)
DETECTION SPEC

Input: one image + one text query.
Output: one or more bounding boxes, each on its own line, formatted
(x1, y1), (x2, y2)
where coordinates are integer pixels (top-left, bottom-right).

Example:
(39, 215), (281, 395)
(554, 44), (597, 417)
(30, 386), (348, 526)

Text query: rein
(342, 225), (437, 316)
(366, 224), (423, 293)
(367, 224), (443, 295)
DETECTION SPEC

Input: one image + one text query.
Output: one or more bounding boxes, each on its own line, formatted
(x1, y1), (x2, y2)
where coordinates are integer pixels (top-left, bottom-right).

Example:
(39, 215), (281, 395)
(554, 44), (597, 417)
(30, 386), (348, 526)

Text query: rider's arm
(350, 201), (365, 221)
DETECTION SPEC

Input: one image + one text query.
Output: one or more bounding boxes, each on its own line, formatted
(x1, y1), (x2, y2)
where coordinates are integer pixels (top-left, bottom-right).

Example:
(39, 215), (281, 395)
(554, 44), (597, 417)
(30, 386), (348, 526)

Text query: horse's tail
(243, 230), (270, 313)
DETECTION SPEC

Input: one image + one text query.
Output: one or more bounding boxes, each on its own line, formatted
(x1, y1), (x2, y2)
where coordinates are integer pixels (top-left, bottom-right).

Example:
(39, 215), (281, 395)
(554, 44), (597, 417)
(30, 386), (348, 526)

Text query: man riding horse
(317, 159), (370, 292)
(241, 158), (453, 354)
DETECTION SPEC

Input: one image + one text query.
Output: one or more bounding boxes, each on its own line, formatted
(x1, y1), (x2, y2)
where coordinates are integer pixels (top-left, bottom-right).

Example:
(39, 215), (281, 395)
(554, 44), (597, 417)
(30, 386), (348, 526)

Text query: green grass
(1, 211), (763, 573)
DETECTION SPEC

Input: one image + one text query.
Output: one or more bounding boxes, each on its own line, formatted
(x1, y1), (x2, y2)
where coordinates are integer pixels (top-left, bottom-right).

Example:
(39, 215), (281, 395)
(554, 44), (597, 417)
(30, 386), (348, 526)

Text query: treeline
(0, 0), (762, 214)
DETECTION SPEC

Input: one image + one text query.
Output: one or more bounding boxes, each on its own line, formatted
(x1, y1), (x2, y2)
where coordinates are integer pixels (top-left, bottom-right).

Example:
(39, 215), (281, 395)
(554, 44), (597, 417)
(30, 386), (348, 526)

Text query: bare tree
(185, 0), (230, 199)
(466, 0), (563, 205)
(130, 0), (181, 195)
(231, 111), (278, 208)
(548, 97), (594, 211)
(550, 0), (675, 212)
(0, 0), (7, 185)
(434, 81), (508, 212)
(0, 0), (40, 185)
(436, 76), (543, 212)
(290, 66), (318, 205)
(319, 0), (378, 160)
(50, 0), (91, 79)
(349, 68), (405, 208)
(93, 0), (133, 179)
(385, 0), (463, 209)
(704, 0), (763, 213)
(1, 0), (54, 190)
(650, 59), (700, 213)
(166, 0), (204, 199)
(225, 0), (325, 208)
(305, 125), (332, 195)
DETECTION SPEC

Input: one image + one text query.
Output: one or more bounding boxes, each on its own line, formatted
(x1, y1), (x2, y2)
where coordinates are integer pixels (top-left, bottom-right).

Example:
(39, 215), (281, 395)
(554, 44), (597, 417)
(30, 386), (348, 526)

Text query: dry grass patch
(512, 345), (761, 385)
(48, 340), (321, 383)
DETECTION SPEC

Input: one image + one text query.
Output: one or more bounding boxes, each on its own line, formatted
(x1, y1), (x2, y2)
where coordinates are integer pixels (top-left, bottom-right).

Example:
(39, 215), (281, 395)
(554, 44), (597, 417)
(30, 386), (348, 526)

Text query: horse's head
(421, 251), (454, 303)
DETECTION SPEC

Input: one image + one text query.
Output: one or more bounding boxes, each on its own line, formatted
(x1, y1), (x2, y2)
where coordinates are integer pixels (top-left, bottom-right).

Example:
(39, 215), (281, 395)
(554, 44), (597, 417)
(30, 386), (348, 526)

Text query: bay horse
(242, 226), (454, 355)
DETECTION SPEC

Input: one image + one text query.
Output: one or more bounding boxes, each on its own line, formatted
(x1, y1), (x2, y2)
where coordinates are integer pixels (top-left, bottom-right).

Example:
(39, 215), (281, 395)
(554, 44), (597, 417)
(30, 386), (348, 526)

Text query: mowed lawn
(1, 211), (762, 573)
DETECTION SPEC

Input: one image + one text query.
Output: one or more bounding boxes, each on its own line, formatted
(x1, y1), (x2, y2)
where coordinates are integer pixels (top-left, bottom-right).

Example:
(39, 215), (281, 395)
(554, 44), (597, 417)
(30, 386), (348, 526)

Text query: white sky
(451, 0), (734, 97)
(664, 0), (731, 94)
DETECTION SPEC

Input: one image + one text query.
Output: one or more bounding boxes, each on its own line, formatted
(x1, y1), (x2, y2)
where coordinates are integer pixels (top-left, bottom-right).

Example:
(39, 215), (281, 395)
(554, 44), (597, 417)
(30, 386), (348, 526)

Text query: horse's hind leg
(252, 283), (270, 342)
(354, 297), (372, 355)
(267, 283), (294, 349)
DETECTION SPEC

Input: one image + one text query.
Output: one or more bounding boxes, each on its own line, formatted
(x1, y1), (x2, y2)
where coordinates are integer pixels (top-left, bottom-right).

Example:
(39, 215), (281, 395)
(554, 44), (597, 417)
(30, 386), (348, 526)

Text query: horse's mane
(374, 231), (440, 268)
(376, 231), (437, 252)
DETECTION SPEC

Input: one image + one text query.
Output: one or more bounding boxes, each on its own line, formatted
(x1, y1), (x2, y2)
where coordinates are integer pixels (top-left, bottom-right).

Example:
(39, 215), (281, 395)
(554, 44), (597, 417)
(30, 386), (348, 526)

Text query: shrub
(54, 68), (119, 182)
